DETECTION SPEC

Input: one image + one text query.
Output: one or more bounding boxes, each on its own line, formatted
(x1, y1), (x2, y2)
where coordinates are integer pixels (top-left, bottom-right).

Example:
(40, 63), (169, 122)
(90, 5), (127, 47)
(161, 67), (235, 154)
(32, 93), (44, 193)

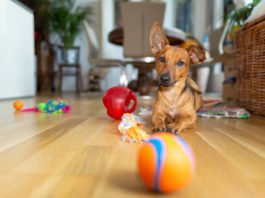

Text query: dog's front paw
(167, 124), (180, 135)
(152, 127), (167, 133)
(166, 127), (179, 135)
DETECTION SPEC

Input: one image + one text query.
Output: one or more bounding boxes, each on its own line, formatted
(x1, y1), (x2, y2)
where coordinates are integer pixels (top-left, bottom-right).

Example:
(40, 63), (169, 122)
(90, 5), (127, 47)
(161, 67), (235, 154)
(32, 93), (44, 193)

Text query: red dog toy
(102, 86), (137, 119)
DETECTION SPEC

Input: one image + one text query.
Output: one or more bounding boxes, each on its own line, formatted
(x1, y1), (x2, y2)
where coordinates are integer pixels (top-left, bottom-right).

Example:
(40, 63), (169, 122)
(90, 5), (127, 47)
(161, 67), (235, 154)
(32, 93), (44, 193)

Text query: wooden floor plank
(0, 173), (48, 198)
(0, 118), (86, 173)
(197, 118), (265, 158)
(196, 122), (265, 180)
(182, 131), (265, 198)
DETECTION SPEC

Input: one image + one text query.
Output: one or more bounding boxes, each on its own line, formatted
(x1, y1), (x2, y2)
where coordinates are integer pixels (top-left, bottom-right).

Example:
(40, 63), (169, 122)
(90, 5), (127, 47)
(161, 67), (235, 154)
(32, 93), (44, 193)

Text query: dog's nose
(160, 73), (170, 83)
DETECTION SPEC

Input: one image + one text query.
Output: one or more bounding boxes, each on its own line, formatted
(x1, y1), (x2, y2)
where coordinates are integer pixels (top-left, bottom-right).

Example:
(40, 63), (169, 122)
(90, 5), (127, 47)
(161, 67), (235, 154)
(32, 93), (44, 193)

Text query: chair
(82, 20), (127, 88)
(120, 2), (165, 95)
(121, 2), (165, 58)
(57, 46), (84, 92)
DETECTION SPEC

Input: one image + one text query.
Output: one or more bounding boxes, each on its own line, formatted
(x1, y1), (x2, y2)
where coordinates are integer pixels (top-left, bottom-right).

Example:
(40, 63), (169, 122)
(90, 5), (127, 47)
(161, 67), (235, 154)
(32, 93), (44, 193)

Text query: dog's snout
(160, 73), (170, 82)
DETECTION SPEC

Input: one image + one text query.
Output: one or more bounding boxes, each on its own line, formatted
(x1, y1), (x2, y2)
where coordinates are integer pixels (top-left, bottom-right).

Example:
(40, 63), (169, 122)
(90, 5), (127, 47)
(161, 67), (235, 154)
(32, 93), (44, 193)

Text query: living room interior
(0, 0), (265, 197)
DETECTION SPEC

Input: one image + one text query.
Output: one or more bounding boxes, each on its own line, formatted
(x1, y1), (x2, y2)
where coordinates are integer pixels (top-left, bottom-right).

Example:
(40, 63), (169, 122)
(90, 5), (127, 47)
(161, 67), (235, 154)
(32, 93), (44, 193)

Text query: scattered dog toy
(103, 86), (137, 119)
(13, 100), (24, 110)
(20, 98), (71, 114)
(118, 113), (150, 143)
(138, 133), (196, 193)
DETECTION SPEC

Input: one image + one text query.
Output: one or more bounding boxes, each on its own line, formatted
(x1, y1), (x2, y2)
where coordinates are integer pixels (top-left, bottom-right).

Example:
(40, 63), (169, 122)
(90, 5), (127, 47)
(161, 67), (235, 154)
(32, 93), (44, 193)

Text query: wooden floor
(0, 93), (265, 198)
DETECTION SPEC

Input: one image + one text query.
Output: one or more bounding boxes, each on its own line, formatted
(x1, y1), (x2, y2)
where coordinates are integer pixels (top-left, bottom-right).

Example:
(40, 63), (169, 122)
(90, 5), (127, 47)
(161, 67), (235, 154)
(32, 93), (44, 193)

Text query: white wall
(61, 0), (126, 91)
(99, 0), (132, 91)
(163, 0), (175, 27)
(213, 0), (224, 30)
(100, 0), (123, 59)
(60, 0), (98, 91)
(191, 0), (208, 43)
(0, 0), (35, 99)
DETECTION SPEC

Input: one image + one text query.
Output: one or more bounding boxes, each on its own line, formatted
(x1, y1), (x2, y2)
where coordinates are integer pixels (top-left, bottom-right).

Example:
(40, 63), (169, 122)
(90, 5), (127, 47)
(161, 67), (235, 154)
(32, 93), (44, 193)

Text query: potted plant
(226, 0), (261, 38)
(43, 0), (92, 64)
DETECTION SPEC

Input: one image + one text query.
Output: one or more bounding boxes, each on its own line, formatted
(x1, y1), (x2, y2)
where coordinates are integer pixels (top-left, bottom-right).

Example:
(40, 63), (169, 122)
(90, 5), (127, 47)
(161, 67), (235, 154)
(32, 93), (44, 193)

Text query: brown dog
(150, 22), (206, 134)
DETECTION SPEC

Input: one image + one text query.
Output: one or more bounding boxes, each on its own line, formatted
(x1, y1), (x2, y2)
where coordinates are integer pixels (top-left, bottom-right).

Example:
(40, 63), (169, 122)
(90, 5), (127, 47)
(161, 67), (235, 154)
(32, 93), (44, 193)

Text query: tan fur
(150, 22), (206, 134)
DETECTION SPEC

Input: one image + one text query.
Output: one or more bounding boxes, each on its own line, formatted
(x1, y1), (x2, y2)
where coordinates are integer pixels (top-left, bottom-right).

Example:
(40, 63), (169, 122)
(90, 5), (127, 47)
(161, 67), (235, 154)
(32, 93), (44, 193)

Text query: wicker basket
(235, 14), (265, 115)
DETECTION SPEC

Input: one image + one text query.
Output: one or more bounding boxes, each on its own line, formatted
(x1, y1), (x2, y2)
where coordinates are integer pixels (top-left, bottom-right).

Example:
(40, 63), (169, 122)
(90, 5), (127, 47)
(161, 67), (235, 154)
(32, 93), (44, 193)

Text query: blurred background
(0, 0), (262, 103)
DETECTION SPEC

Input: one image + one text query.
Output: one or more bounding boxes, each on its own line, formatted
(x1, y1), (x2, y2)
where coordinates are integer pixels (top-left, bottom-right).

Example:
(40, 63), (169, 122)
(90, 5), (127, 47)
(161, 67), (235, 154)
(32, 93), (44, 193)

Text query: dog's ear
(150, 22), (169, 56)
(187, 45), (206, 64)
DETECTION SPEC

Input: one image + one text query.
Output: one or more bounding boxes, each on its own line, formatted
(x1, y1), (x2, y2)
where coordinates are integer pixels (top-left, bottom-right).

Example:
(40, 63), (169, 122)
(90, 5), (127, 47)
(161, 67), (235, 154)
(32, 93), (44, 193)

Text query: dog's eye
(159, 56), (166, 63)
(176, 60), (185, 67)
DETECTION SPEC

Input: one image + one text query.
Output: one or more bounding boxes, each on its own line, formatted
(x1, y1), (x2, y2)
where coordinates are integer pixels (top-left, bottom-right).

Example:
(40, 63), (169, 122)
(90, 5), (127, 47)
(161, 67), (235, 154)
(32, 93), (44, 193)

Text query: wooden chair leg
(76, 66), (83, 92)
(57, 65), (62, 92)
(76, 67), (79, 92)
(79, 67), (84, 92)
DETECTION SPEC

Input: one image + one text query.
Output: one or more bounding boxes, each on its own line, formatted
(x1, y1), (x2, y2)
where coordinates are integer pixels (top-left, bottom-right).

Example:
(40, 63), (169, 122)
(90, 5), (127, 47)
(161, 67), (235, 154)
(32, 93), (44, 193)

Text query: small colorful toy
(118, 113), (150, 143)
(21, 98), (71, 114)
(103, 86), (137, 119)
(138, 133), (196, 193)
(13, 100), (24, 110)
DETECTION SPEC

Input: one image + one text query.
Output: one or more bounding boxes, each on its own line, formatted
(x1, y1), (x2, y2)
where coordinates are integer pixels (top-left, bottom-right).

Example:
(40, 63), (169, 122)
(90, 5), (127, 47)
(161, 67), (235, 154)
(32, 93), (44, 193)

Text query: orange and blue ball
(138, 133), (196, 193)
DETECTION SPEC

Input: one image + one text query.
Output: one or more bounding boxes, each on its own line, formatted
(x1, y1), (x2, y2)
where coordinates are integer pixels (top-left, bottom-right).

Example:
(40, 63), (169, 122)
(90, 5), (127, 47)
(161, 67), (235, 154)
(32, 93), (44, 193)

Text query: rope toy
(118, 113), (150, 143)
(21, 98), (71, 114)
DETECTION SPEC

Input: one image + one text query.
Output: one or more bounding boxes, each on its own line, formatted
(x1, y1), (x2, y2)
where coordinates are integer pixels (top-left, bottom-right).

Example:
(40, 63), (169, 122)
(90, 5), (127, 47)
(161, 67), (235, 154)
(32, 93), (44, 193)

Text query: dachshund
(150, 22), (206, 134)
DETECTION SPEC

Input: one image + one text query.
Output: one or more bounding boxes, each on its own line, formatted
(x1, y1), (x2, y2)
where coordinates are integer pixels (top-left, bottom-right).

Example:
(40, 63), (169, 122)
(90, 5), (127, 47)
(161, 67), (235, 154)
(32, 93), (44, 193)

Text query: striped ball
(138, 133), (196, 193)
